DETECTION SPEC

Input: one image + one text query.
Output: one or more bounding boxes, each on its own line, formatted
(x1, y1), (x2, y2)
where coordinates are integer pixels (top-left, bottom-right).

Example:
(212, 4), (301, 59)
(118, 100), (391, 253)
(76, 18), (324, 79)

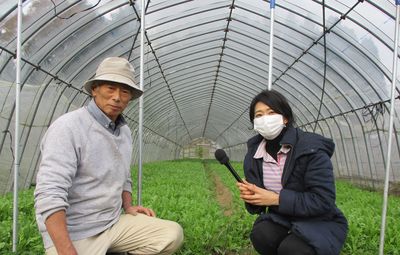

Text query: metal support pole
(378, 2), (399, 254)
(137, 0), (146, 206)
(267, 0), (275, 91)
(13, 0), (23, 252)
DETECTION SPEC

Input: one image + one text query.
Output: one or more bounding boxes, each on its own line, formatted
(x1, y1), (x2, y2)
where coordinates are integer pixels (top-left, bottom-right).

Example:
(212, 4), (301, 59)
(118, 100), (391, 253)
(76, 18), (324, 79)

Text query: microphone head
(214, 149), (229, 165)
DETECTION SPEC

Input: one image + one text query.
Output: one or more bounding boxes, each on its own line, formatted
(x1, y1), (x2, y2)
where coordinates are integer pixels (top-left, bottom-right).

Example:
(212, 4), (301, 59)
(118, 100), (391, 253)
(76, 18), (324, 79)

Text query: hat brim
(84, 74), (143, 100)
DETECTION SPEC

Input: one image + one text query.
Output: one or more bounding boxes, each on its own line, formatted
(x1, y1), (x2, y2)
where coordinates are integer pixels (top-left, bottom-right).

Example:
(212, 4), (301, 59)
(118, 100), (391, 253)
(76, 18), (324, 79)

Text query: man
(34, 57), (184, 255)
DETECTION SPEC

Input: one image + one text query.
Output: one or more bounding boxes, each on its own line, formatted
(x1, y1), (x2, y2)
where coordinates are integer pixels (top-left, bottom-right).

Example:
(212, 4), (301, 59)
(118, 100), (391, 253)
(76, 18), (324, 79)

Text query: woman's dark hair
(249, 89), (295, 126)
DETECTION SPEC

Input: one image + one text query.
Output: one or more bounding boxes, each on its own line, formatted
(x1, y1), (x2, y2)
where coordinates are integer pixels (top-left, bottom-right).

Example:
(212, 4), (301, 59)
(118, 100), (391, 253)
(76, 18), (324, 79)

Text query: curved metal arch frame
(233, 2), (395, 101)
(0, 0), (394, 155)
(0, 0), (399, 196)
(217, 24), (376, 113)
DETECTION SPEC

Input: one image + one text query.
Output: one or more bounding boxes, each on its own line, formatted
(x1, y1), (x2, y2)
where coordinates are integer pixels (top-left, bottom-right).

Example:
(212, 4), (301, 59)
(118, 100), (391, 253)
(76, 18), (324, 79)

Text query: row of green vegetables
(0, 159), (399, 254)
(130, 160), (257, 254)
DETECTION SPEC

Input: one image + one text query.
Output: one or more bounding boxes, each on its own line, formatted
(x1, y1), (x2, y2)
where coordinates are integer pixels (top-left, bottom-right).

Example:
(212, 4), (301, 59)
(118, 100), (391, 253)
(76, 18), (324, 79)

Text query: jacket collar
(280, 126), (297, 147)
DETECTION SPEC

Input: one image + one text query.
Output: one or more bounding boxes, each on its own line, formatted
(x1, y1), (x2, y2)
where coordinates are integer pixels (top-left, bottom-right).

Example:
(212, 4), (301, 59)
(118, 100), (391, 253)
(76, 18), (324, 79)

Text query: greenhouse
(1, 0), (400, 254)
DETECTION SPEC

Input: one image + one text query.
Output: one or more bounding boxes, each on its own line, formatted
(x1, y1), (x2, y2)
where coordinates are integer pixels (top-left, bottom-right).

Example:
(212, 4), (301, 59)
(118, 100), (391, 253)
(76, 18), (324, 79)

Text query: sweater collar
(87, 99), (127, 133)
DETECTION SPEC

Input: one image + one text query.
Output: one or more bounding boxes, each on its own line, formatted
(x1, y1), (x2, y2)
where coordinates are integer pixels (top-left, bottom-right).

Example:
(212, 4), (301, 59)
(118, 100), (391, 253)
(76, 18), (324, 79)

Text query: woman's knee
(277, 234), (315, 255)
(250, 220), (288, 255)
(250, 221), (288, 255)
(250, 223), (269, 249)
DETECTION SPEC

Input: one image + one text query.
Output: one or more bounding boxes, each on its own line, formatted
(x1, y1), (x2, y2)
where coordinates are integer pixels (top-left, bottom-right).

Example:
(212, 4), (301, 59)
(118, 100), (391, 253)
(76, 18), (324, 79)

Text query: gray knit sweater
(34, 106), (133, 249)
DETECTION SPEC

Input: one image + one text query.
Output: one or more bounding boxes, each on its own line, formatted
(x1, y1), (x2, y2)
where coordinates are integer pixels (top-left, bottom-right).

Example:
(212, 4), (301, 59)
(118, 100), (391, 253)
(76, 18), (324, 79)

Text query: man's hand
(237, 180), (280, 206)
(124, 205), (156, 217)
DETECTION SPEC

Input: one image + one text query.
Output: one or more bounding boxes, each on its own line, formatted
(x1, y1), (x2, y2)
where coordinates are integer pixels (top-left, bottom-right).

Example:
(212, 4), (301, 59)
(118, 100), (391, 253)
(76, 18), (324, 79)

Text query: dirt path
(203, 161), (234, 216)
(203, 161), (257, 254)
(211, 171), (234, 216)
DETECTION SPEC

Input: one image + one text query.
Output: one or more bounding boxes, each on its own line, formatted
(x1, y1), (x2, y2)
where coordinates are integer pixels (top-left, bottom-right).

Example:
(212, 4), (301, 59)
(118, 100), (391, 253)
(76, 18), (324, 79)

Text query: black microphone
(214, 149), (243, 183)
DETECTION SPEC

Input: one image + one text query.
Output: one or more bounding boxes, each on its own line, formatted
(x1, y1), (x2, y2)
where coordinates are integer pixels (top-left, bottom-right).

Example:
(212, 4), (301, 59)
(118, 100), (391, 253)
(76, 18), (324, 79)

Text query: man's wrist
(123, 204), (132, 211)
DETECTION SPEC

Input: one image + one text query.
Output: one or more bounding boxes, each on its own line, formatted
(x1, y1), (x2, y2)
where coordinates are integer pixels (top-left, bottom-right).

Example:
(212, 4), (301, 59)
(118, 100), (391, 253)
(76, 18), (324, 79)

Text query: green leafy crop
(0, 160), (399, 254)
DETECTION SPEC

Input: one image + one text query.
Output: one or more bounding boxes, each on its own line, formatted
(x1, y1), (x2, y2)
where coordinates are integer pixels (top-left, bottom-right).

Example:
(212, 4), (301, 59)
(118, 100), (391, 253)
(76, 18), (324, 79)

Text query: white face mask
(253, 114), (285, 140)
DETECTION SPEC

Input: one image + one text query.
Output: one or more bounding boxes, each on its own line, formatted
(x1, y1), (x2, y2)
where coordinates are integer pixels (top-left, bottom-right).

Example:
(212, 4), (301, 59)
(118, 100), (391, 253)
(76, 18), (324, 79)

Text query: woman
(237, 90), (348, 255)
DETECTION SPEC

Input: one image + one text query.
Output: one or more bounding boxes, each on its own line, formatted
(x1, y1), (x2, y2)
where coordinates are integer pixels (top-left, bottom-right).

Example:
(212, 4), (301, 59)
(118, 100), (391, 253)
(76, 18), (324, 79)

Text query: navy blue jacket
(244, 127), (348, 255)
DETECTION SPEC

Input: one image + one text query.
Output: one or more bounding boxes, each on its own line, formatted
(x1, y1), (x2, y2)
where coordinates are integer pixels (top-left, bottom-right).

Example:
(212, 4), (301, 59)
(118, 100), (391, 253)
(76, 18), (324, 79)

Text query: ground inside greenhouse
(211, 172), (234, 216)
(207, 165), (256, 255)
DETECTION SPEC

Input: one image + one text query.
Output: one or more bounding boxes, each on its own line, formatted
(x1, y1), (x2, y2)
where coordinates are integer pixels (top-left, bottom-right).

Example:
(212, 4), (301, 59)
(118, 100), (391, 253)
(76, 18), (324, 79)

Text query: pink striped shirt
(253, 139), (291, 194)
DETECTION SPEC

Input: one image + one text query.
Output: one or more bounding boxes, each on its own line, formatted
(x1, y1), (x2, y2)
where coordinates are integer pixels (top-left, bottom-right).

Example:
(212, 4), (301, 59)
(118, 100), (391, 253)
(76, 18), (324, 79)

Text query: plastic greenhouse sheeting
(0, 0), (399, 195)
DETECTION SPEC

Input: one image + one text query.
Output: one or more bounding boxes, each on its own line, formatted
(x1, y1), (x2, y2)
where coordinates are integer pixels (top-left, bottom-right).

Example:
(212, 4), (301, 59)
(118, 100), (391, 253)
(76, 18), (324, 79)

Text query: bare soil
(210, 171), (234, 216)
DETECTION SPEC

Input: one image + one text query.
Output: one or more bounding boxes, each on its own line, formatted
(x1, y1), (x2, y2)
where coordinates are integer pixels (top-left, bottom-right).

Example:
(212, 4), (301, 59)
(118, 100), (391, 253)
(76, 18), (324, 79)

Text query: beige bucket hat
(83, 57), (143, 100)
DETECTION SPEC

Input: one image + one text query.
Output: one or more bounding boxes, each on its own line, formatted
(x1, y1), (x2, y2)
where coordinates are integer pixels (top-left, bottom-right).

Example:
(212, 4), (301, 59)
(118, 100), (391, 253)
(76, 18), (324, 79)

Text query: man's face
(92, 82), (133, 122)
